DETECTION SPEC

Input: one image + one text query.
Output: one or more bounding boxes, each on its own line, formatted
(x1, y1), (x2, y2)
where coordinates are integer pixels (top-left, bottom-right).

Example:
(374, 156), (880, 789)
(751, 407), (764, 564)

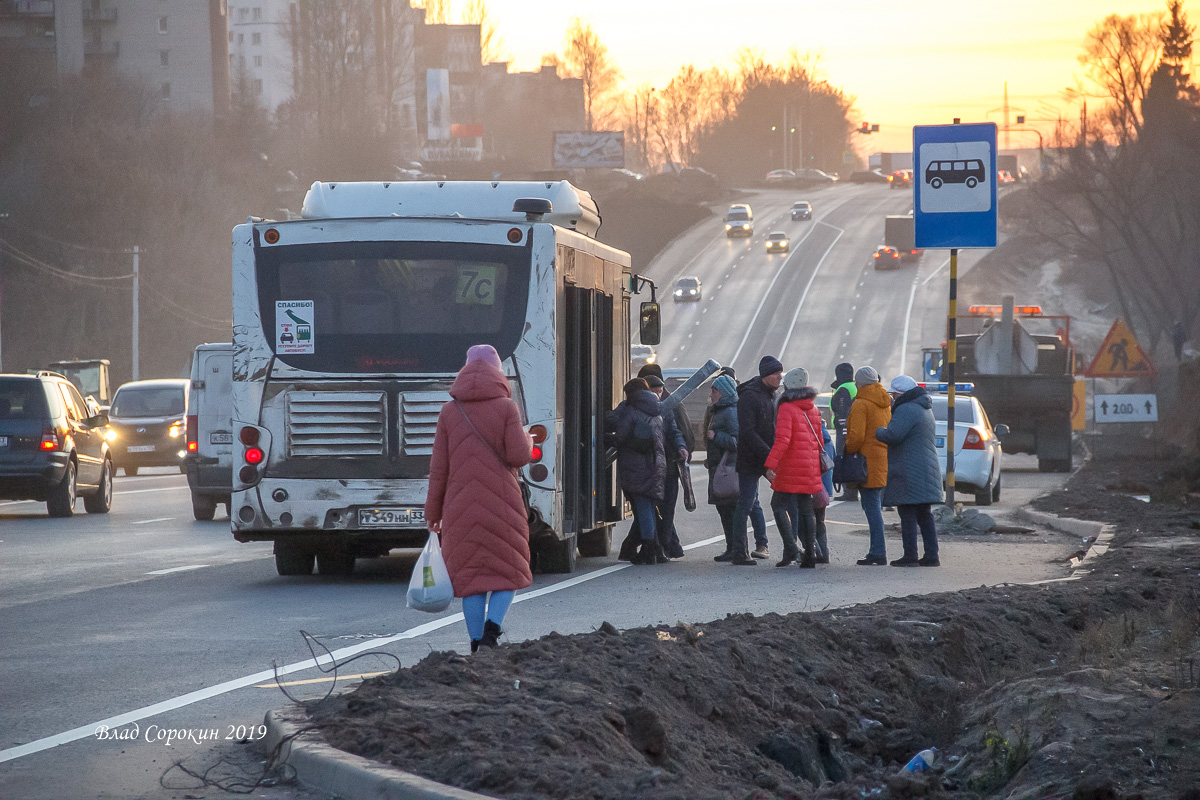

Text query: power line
(0, 239), (136, 285)
(0, 218), (140, 255)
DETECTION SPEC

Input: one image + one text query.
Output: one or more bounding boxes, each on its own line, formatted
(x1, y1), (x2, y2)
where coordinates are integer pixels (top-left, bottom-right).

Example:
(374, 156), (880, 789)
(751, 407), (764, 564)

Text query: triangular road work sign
(1086, 319), (1156, 378)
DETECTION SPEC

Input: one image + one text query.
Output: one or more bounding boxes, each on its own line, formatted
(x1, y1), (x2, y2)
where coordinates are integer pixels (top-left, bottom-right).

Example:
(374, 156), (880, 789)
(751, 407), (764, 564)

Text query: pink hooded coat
(425, 359), (533, 597)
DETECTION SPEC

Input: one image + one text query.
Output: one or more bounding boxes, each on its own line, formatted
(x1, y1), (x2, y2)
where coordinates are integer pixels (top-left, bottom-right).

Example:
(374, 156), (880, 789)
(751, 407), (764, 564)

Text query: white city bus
(230, 181), (657, 577)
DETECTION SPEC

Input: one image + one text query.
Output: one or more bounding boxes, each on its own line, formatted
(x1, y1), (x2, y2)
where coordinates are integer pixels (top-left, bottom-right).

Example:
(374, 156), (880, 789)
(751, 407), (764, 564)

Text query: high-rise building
(0, 0), (230, 114)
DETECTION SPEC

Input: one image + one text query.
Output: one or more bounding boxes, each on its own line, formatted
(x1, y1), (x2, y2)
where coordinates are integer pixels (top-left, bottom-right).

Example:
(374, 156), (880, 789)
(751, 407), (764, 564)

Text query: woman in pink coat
(425, 345), (533, 652)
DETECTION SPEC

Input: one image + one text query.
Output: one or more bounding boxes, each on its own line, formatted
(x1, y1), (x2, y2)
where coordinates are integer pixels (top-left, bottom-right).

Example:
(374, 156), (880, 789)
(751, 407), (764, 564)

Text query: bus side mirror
(639, 302), (661, 346)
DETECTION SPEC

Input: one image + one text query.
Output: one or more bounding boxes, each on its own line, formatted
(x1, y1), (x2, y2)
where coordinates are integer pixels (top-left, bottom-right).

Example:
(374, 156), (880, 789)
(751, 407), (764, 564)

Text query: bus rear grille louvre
(401, 391), (451, 456)
(287, 391), (386, 457)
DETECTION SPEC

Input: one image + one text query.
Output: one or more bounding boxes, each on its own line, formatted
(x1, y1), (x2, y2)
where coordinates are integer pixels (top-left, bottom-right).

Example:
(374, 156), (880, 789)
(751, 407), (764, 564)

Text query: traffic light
(860, 121), (869, 132)
(1016, 115), (1025, 124)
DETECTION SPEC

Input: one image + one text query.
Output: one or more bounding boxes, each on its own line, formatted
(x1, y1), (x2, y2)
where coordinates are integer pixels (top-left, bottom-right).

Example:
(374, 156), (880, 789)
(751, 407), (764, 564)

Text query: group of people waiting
(610, 356), (944, 569)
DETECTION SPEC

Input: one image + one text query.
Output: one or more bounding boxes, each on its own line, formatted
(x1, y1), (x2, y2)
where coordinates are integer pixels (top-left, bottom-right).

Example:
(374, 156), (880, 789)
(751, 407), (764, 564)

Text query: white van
(185, 343), (233, 520)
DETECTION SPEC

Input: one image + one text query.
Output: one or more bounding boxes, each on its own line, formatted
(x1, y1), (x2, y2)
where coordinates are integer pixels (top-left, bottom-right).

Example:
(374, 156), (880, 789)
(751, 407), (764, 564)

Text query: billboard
(553, 131), (625, 169)
(426, 69), (450, 141)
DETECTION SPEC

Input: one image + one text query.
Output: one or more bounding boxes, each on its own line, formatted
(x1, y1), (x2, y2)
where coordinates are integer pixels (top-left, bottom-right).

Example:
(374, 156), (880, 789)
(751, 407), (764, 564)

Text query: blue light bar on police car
(918, 382), (974, 393)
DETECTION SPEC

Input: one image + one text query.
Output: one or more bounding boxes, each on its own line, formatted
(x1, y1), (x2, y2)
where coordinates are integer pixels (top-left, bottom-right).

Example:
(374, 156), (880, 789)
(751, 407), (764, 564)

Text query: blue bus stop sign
(913, 122), (997, 249)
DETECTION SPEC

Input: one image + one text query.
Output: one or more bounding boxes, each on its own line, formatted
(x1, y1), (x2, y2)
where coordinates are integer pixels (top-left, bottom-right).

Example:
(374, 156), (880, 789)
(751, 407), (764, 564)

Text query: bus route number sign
(456, 265), (496, 306)
(275, 300), (315, 354)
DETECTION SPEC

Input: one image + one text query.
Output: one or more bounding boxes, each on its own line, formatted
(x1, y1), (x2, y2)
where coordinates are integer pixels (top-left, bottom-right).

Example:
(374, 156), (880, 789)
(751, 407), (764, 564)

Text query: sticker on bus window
(276, 300), (315, 354)
(456, 265), (497, 306)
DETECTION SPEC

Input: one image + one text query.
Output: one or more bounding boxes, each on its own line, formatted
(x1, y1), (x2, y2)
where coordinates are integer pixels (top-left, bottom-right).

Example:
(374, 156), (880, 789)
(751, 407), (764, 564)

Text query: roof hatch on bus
(299, 180), (602, 237)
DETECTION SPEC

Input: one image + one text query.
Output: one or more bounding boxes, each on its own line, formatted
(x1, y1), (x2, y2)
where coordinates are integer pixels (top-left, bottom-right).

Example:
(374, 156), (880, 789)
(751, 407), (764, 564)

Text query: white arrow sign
(1094, 393), (1158, 423)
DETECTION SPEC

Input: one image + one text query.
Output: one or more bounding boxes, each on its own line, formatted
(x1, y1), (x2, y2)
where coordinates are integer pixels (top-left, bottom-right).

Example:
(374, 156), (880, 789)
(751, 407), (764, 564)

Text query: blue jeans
(859, 486), (886, 559)
(898, 503), (938, 561)
(462, 590), (514, 641)
(629, 494), (658, 542)
(731, 472), (768, 555)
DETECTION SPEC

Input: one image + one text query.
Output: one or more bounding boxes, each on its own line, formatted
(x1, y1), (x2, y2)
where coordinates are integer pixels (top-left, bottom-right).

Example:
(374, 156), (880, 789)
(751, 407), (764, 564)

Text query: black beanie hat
(637, 363), (663, 380)
(831, 361), (855, 388)
(758, 355), (783, 377)
(624, 378), (649, 395)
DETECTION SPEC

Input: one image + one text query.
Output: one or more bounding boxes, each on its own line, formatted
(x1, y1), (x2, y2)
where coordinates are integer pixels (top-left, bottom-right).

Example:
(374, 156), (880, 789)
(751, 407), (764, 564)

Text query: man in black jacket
(829, 361), (858, 501)
(728, 355), (783, 565)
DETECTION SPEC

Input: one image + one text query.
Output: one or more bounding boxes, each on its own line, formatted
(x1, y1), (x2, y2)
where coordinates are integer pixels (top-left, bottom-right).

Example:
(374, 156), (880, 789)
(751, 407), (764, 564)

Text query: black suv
(0, 372), (114, 516)
(107, 379), (189, 475)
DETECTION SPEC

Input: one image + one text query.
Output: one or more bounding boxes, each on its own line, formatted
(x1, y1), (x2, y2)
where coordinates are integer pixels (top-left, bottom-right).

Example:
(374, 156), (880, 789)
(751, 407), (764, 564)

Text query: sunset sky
(484, 0), (1178, 154)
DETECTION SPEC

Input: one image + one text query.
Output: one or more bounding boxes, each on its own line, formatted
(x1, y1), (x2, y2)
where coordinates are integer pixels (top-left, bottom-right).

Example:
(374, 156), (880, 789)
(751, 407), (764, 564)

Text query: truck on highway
(997, 154), (1020, 181)
(883, 215), (922, 263)
(47, 359), (111, 408)
(186, 343), (233, 521)
(934, 300), (1075, 472)
(869, 152), (913, 175)
(230, 180), (659, 577)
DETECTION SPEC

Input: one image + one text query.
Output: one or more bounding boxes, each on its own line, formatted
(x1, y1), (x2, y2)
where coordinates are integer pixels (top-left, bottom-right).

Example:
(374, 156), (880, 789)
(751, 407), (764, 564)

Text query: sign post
(914, 122), (998, 507)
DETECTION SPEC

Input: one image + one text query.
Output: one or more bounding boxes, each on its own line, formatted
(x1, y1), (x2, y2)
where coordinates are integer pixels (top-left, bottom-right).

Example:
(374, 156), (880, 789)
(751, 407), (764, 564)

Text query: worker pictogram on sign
(1085, 319), (1155, 378)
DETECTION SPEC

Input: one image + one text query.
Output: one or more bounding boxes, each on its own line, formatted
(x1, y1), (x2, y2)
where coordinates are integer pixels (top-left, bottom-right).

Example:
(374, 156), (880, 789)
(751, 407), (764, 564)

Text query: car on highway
(848, 170), (890, 184)
(889, 169), (913, 189)
(926, 385), (1008, 506)
(765, 169), (796, 184)
(0, 372), (113, 517)
(997, 169), (1016, 184)
(186, 343), (233, 521)
(795, 168), (838, 185)
(815, 391), (833, 429)
(106, 378), (190, 476)
(725, 204), (753, 237)
(662, 367), (719, 447)
(873, 244), (902, 269)
(790, 201), (813, 220)
(672, 276), (702, 302)
(765, 231), (791, 253)
(631, 344), (657, 372)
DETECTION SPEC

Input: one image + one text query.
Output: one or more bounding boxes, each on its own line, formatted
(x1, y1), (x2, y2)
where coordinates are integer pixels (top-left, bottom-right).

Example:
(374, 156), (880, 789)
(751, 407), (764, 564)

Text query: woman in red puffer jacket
(426, 345), (533, 653)
(764, 368), (824, 568)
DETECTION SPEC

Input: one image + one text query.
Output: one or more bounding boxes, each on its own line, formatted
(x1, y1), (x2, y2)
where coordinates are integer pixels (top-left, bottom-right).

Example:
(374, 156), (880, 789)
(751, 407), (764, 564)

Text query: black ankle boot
(632, 542), (657, 565)
(480, 620), (502, 648)
(471, 639), (480, 653)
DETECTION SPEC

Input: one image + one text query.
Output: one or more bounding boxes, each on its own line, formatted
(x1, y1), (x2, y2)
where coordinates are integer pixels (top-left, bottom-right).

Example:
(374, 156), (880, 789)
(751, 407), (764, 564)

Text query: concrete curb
(1014, 507), (1115, 570)
(264, 707), (496, 800)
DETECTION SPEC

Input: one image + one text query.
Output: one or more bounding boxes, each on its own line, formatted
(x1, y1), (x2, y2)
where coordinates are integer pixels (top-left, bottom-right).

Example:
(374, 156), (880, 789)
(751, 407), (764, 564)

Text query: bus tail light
(186, 415), (198, 451)
(239, 426), (260, 446)
(244, 447), (265, 464)
(963, 428), (985, 450)
(234, 423), (270, 490)
(528, 425), (547, 443)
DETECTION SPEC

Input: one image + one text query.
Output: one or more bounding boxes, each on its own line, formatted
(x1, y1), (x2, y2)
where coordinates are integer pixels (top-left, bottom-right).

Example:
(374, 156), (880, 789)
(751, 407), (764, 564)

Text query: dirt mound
(307, 459), (1200, 799)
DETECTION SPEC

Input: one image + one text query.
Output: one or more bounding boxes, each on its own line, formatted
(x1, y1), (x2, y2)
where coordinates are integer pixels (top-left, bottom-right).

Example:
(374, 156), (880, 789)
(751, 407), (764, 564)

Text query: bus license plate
(0, 437), (7, 447)
(127, 445), (156, 453)
(358, 507), (424, 527)
(935, 436), (945, 448)
(210, 432), (233, 444)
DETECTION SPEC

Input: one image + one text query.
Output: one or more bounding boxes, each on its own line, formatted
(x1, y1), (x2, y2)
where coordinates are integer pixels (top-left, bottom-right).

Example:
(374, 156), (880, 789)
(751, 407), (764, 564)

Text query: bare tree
(416, 0), (451, 25)
(562, 18), (621, 131)
(462, 0), (505, 64)
(621, 84), (660, 173)
(1068, 12), (1164, 143)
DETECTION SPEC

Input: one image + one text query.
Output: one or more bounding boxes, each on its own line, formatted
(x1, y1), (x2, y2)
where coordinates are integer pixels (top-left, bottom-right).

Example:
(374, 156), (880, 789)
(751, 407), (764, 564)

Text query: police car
(922, 383), (1007, 506)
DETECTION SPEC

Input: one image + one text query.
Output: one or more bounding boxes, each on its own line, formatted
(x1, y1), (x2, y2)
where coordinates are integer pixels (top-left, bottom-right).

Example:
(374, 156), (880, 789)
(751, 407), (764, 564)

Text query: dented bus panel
(231, 181), (633, 577)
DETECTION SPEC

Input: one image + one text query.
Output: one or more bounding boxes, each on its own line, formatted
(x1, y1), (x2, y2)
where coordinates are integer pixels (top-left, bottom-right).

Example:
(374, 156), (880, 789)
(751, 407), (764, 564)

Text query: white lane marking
(145, 565), (209, 575)
(132, 517), (175, 525)
(922, 257), (952, 286)
(688, 333), (693, 339)
(0, 540), (666, 764)
(898, 273), (921, 376)
(0, 485), (186, 507)
(778, 228), (845, 356)
(730, 220), (842, 366)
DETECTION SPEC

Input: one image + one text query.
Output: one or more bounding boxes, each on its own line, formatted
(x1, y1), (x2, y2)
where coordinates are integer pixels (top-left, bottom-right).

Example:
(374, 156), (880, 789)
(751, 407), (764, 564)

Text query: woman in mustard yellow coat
(844, 366), (892, 565)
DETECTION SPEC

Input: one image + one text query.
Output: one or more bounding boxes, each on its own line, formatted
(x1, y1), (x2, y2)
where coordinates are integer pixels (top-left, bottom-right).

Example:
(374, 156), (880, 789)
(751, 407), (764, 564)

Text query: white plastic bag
(406, 533), (453, 613)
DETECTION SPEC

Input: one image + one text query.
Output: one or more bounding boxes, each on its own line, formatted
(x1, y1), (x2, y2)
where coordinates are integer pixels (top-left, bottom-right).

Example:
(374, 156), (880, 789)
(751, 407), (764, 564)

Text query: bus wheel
(275, 545), (314, 576)
(538, 534), (578, 574)
(317, 550), (355, 577)
(578, 526), (611, 558)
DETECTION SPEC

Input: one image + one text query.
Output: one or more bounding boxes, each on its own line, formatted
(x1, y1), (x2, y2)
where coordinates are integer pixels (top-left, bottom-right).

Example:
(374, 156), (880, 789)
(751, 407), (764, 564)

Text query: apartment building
(0, 0), (230, 114)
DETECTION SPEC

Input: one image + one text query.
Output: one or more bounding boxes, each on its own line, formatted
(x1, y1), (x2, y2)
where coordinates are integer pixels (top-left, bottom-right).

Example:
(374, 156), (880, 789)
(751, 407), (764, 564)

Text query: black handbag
(832, 451), (868, 486)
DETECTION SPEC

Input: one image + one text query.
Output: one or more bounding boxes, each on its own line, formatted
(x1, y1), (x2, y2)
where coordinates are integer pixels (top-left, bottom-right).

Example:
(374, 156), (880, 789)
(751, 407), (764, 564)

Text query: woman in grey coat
(875, 375), (943, 566)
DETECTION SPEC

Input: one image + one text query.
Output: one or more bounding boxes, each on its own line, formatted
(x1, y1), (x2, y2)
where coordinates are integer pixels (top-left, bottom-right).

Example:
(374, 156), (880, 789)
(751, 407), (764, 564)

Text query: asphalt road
(0, 186), (1061, 800)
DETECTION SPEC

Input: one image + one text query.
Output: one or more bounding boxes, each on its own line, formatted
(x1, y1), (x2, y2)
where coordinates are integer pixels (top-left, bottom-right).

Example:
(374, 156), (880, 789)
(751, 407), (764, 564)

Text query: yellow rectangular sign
(1071, 378), (1087, 431)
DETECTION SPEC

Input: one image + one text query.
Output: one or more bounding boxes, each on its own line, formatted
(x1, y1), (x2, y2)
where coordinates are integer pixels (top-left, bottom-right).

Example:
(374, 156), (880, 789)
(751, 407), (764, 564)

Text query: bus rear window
(256, 240), (531, 373)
